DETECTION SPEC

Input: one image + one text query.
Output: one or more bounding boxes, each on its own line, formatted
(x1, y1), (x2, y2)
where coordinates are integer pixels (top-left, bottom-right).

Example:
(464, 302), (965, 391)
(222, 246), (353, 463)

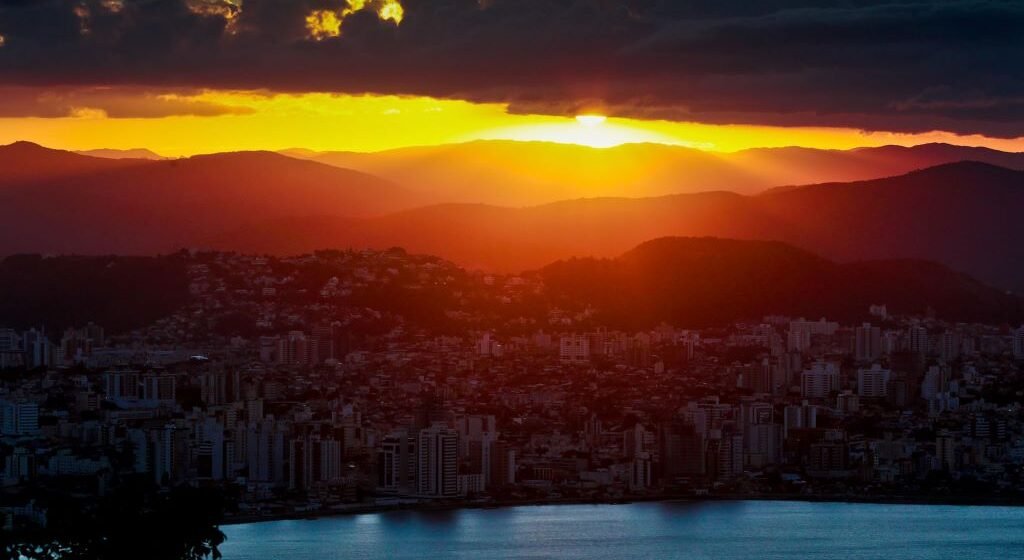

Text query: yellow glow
(305, 10), (342, 40)
(377, 0), (404, 24)
(488, 118), (696, 149)
(576, 115), (607, 127)
(0, 34), (6, 48)
(3, 90), (1024, 157)
(306, 0), (403, 39)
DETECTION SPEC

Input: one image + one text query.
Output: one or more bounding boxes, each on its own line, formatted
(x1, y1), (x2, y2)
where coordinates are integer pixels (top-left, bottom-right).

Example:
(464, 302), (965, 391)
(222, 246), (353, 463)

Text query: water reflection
(221, 500), (1024, 560)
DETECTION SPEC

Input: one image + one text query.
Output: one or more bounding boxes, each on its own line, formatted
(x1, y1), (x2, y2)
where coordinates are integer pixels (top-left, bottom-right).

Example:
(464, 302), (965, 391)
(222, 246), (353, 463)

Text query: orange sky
(2, 90), (1024, 157)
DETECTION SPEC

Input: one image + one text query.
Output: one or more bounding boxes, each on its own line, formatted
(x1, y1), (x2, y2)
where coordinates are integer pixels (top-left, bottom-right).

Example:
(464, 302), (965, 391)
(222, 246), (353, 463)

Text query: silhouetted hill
(75, 147), (165, 160)
(290, 141), (1024, 206)
(0, 144), (419, 255)
(0, 254), (189, 333)
(539, 237), (1024, 327)
(756, 161), (1024, 291)
(1, 242), (1013, 334)
(5, 141), (1024, 290)
(0, 141), (148, 188)
(205, 158), (1024, 286)
(299, 141), (757, 203)
(207, 161), (1024, 290)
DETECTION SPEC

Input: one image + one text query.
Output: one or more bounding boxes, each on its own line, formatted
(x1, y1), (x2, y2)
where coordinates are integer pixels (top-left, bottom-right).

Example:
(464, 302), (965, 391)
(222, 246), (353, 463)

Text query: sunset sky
(1, 1), (1023, 156)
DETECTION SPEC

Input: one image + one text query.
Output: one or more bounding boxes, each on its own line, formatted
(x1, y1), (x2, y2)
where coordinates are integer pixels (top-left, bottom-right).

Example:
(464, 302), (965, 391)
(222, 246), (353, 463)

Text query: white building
(800, 362), (840, 399)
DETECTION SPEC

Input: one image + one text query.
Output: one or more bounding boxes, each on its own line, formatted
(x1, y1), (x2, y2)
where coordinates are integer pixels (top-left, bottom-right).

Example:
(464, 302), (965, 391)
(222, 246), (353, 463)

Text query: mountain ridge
(538, 237), (1023, 327)
(287, 140), (1024, 206)
(207, 160), (1024, 290)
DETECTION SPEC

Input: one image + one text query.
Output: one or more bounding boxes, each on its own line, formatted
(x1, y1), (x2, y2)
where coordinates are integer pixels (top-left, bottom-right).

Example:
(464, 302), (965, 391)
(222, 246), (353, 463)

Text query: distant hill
(538, 237), (1024, 327)
(288, 141), (1024, 206)
(208, 161), (1024, 290)
(0, 143), (421, 255)
(0, 141), (148, 189)
(4, 141), (1024, 290)
(2, 241), (1016, 334)
(75, 148), (165, 160)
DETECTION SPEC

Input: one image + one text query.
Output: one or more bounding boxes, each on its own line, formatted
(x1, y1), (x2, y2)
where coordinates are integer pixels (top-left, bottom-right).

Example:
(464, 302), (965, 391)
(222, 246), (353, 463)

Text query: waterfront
(219, 500), (1024, 559)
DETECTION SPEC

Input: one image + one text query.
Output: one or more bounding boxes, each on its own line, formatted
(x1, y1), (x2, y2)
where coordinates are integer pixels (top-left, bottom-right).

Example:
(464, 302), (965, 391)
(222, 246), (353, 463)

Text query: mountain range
(210, 161), (1024, 291)
(75, 148), (165, 160)
(285, 140), (1024, 206)
(0, 142), (419, 255)
(2, 140), (1023, 292)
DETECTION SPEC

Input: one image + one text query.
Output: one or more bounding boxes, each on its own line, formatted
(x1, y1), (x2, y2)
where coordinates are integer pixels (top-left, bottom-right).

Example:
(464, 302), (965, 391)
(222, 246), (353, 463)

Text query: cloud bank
(0, 0), (1022, 136)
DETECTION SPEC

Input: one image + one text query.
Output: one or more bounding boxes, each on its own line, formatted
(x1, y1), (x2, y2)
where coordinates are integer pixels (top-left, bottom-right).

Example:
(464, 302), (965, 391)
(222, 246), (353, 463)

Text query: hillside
(539, 237), (1024, 327)
(2, 240), (1016, 334)
(291, 141), (1024, 206)
(207, 161), (1024, 290)
(75, 148), (165, 160)
(0, 141), (149, 189)
(0, 143), (420, 255)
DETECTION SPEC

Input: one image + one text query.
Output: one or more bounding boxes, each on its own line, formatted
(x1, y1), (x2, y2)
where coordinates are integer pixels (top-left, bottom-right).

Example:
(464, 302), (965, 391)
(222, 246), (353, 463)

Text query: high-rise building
(258, 336), (281, 363)
(857, 364), (891, 398)
(142, 374), (177, 404)
(489, 441), (516, 487)
(280, 331), (310, 366)
(783, 401), (818, 438)
(104, 370), (141, 403)
(659, 420), (706, 479)
(0, 328), (22, 369)
(1012, 327), (1024, 360)
(788, 318), (838, 353)
(379, 430), (417, 494)
(938, 331), (960, 362)
(311, 324), (336, 364)
(711, 428), (744, 479)
(907, 326), (929, 354)
(417, 424), (459, 498)
(1, 401), (39, 436)
(854, 323), (882, 362)
(22, 328), (51, 369)
(800, 362), (840, 399)
(59, 323), (104, 365)
(920, 365), (947, 401)
(559, 334), (590, 362)
(246, 418), (287, 484)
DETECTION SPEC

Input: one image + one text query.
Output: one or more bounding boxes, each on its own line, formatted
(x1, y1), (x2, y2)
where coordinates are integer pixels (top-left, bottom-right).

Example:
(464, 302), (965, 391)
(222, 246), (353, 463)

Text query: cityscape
(3, 0), (1024, 558)
(4, 248), (1024, 534)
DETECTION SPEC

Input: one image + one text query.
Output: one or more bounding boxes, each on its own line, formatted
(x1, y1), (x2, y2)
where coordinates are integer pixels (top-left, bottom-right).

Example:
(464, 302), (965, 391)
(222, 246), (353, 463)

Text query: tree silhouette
(3, 483), (225, 560)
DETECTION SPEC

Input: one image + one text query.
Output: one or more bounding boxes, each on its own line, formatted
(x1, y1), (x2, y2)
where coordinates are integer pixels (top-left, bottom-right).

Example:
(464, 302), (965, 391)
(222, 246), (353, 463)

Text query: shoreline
(220, 492), (1024, 526)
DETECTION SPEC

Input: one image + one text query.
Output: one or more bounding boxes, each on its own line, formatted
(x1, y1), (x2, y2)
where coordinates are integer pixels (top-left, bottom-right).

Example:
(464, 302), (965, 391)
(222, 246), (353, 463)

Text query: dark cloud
(0, 85), (254, 117)
(0, 0), (1022, 136)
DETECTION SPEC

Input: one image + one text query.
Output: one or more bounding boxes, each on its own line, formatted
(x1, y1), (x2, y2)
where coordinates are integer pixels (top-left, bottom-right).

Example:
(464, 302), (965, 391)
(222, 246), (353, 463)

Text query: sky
(1, 0), (1023, 156)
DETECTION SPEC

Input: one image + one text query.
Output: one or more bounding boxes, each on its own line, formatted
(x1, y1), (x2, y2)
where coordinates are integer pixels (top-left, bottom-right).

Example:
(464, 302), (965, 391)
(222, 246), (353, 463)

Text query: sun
(478, 114), (689, 149)
(575, 114), (607, 127)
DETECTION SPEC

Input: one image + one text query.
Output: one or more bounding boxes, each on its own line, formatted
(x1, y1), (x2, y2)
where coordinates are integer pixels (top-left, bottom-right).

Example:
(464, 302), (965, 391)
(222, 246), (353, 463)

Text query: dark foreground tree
(2, 484), (225, 560)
